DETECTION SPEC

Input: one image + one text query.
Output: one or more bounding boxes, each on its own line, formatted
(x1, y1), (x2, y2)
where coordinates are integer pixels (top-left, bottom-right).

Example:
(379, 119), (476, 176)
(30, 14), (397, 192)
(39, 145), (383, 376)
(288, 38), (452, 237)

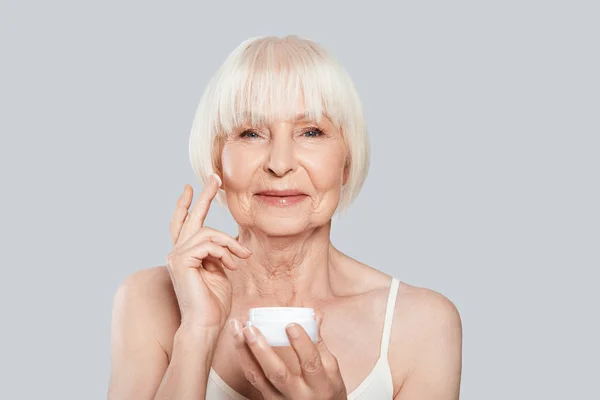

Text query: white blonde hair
(189, 35), (370, 214)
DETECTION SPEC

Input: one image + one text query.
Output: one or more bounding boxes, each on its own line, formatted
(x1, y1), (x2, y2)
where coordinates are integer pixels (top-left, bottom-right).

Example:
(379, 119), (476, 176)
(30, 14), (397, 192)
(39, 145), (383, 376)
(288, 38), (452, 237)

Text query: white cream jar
(245, 307), (317, 347)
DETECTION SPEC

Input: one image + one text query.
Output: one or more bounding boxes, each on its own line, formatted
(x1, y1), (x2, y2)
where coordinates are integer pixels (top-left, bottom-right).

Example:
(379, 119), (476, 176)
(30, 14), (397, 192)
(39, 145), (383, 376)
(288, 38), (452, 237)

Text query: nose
(264, 132), (296, 177)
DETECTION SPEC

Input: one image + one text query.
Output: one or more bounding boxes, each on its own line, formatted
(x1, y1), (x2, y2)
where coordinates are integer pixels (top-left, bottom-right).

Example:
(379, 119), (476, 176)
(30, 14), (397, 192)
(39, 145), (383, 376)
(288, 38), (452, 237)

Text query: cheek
(299, 145), (346, 191)
(221, 145), (262, 190)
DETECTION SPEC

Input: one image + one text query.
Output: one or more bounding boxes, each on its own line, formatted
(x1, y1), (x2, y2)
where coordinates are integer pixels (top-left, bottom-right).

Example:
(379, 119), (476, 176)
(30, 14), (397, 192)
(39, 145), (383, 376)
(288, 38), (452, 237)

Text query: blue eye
(238, 128), (324, 139)
(240, 130), (259, 139)
(303, 128), (325, 137)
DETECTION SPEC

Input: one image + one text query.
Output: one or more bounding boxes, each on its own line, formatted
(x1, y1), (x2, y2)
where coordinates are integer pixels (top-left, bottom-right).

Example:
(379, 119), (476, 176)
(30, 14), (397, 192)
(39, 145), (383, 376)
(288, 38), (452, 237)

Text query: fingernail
(212, 174), (222, 188)
(242, 245), (252, 254)
(244, 326), (258, 344)
(229, 319), (241, 337)
(286, 323), (300, 339)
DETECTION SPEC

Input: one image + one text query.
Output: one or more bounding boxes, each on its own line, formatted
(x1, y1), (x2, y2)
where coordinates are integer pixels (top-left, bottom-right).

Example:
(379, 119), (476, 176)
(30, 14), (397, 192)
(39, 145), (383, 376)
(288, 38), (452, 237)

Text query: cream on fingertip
(212, 174), (222, 188)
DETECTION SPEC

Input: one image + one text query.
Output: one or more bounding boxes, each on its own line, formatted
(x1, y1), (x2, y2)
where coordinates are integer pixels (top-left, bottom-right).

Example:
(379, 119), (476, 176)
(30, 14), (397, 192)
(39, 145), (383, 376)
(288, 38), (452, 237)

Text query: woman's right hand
(166, 174), (252, 333)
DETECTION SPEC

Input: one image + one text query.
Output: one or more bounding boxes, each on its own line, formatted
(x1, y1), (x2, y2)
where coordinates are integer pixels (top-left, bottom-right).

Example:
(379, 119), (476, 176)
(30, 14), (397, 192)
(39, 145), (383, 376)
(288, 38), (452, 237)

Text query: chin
(252, 214), (312, 237)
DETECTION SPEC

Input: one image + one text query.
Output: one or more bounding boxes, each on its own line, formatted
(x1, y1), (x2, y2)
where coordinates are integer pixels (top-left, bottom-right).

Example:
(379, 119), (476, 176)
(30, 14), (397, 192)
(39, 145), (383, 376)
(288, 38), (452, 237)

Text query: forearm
(153, 326), (220, 400)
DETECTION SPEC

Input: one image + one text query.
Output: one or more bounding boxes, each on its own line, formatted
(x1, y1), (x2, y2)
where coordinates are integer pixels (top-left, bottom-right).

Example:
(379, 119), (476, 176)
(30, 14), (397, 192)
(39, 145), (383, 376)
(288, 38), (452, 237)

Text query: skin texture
(108, 100), (463, 399)
(218, 105), (352, 306)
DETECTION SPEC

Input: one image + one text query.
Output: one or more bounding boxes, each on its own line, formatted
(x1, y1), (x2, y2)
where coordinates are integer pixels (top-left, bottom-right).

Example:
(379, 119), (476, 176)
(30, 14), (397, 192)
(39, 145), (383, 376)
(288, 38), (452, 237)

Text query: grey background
(1, 1), (598, 399)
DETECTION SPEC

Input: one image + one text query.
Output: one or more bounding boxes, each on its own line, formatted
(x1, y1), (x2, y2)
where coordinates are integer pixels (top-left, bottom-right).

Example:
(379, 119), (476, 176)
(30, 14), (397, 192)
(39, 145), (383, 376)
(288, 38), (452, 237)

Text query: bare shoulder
(117, 266), (175, 301)
(114, 266), (177, 316)
(108, 267), (182, 398)
(396, 283), (462, 330)
(389, 282), (463, 395)
(112, 266), (180, 354)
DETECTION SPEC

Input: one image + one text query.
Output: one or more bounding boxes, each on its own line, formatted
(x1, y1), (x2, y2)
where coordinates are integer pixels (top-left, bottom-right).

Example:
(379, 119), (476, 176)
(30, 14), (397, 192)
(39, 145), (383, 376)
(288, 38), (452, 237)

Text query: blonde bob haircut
(189, 35), (370, 215)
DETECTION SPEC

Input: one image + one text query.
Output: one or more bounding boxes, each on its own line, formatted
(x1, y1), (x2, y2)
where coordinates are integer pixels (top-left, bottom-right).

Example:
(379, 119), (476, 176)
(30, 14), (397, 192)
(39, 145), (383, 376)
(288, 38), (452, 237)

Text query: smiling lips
(255, 190), (308, 206)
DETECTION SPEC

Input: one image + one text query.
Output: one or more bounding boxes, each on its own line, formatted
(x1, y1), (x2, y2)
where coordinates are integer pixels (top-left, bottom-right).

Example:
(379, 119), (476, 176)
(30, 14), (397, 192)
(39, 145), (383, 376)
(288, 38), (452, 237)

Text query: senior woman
(108, 35), (462, 400)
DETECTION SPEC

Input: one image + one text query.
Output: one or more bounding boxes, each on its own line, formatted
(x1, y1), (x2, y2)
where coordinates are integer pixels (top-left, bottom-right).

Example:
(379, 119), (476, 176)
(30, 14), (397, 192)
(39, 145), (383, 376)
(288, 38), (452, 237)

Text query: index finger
(178, 173), (222, 241)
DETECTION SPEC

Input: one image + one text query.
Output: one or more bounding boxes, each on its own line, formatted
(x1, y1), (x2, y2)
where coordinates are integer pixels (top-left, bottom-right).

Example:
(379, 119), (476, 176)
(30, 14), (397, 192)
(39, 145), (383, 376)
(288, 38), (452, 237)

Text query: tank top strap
(379, 277), (400, 359)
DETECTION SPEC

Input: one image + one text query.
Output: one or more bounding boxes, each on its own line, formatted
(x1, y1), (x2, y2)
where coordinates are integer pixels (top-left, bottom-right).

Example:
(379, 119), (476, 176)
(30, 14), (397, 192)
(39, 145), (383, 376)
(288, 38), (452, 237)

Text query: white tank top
(206, 277), (400, 399)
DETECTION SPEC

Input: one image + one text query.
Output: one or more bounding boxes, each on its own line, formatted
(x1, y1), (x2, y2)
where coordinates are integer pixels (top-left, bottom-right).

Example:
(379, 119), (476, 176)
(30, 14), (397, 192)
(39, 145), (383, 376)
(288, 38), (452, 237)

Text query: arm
(394, 291), (463, 400)
(152, 327), (220, 400)
(107, 268), (220, 400)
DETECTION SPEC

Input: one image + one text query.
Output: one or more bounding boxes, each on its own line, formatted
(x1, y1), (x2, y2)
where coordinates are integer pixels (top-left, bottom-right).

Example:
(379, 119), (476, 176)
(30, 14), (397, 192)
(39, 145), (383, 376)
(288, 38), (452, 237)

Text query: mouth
(256, 190), (306, 196)
(255, 190), (308, 206)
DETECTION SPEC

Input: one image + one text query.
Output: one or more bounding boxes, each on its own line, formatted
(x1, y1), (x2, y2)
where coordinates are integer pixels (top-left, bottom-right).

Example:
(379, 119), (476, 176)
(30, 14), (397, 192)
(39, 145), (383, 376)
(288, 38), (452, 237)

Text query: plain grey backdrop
(1, 0), (598, 399)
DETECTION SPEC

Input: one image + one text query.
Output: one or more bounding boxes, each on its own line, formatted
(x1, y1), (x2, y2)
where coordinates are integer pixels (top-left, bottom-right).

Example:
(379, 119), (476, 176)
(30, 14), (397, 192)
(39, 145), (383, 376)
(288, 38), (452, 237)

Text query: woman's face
(220, 102), (348, 236)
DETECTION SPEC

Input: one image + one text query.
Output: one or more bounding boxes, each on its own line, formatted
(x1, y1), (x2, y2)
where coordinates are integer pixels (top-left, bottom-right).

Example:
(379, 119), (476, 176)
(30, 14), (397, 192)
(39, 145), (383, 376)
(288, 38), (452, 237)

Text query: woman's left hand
(229, 313), (348, 399)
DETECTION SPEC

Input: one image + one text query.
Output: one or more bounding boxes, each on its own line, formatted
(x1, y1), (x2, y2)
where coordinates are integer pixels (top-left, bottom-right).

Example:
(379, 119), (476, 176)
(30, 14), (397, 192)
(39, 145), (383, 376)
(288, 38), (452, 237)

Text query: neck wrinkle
(229, 222), (337, 306)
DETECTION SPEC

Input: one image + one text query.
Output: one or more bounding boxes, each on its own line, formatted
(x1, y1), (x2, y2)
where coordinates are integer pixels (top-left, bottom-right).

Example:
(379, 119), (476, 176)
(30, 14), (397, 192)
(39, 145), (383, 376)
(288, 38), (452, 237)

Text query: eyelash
(239, 127), (325, 139)
(303, 127), (325, 138)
